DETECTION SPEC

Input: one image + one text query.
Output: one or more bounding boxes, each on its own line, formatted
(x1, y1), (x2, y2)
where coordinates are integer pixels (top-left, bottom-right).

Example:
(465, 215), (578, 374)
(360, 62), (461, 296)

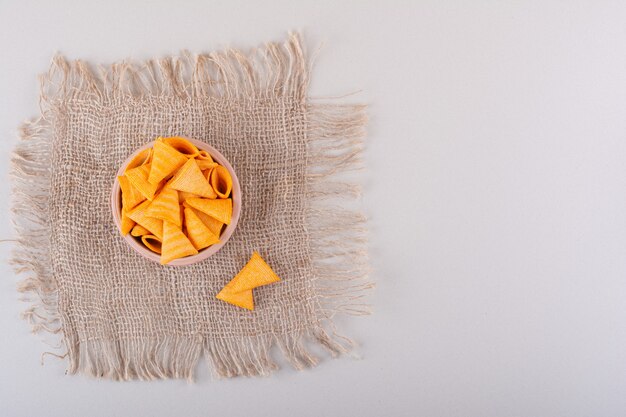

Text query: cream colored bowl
(111, 138), (242, 266)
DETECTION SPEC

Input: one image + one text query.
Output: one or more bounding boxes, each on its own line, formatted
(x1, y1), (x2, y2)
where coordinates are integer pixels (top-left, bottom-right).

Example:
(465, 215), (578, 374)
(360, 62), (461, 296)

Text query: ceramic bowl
(111, 138), (241, 265)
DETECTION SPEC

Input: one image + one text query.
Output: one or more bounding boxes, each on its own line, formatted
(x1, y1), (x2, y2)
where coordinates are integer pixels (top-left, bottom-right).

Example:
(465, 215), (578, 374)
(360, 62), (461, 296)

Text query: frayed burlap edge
(11, 33), (371, 380)
(12, 116), (64, 364)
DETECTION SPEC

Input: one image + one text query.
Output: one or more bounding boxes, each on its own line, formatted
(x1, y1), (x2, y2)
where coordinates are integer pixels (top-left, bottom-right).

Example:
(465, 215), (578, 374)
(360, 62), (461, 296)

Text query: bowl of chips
(111, 137), (241, 265)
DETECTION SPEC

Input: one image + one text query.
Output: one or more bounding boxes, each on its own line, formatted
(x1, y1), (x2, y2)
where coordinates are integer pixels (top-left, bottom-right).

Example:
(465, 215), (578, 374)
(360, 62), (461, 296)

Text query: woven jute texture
(11, 34), (370, 380)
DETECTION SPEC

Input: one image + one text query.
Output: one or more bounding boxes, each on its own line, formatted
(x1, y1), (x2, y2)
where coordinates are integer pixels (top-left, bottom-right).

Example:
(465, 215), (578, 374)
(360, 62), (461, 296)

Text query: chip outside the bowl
(227, 251), (281, 293)
(216, 287), (254, 311)
(215, 252), (281, 310)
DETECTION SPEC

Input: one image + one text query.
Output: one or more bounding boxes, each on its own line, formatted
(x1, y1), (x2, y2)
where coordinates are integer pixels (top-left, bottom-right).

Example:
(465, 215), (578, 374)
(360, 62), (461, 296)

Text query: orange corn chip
(202, 168), (213, 180)
(185, 205), (223, 236)
(125, 163), (160, 201)
(185, 197), (232, 225)
(118, 175), (146, 211)
(125, 148), (152, 171)
(202, 169), (218, 199)
(141, 235), (162, 254)
(120, 209), (135, 235)
(216, 288), (254, 311)
(154, 178), (167, 194)
(167, 159), (216, 198)
(228, 252), (281, 293)
(130, 224), (150, 237)
(160, 221), (198, 264)
(162, 137), (199, 158)
(183, 208), (220, 250)
(148, 139), (188, 185)
(144, 186), (181, 227)
(127, 200), (164, 240)
(197, 160), (218, 171)
(197, 150), (213, 163)
(177, 190), (199, 202)
(210, 165), (233, 199)
(195, 150), (217, 170)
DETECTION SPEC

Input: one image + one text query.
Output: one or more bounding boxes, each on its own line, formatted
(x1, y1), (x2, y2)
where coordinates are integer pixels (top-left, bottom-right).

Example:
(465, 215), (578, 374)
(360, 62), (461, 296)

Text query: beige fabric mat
(11, 33), (370, 380)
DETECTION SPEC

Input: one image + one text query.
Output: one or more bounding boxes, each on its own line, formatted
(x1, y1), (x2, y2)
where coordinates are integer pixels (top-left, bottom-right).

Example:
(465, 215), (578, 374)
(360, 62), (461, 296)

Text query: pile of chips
(117, 137), (234, 264)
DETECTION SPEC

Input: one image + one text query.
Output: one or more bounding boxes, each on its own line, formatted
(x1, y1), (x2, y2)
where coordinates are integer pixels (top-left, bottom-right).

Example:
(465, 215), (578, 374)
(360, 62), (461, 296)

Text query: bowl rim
(110, 137), (242, 266)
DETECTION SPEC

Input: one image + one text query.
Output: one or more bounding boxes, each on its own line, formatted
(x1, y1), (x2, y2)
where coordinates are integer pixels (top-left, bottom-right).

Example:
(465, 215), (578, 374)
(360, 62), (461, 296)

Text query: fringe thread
(41, 34), (308, 105)
(11, 116), (64, 361)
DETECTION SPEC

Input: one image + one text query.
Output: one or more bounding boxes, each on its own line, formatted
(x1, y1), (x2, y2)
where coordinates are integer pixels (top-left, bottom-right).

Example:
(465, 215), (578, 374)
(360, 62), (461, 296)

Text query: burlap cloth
(11, 34), (370, 380)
